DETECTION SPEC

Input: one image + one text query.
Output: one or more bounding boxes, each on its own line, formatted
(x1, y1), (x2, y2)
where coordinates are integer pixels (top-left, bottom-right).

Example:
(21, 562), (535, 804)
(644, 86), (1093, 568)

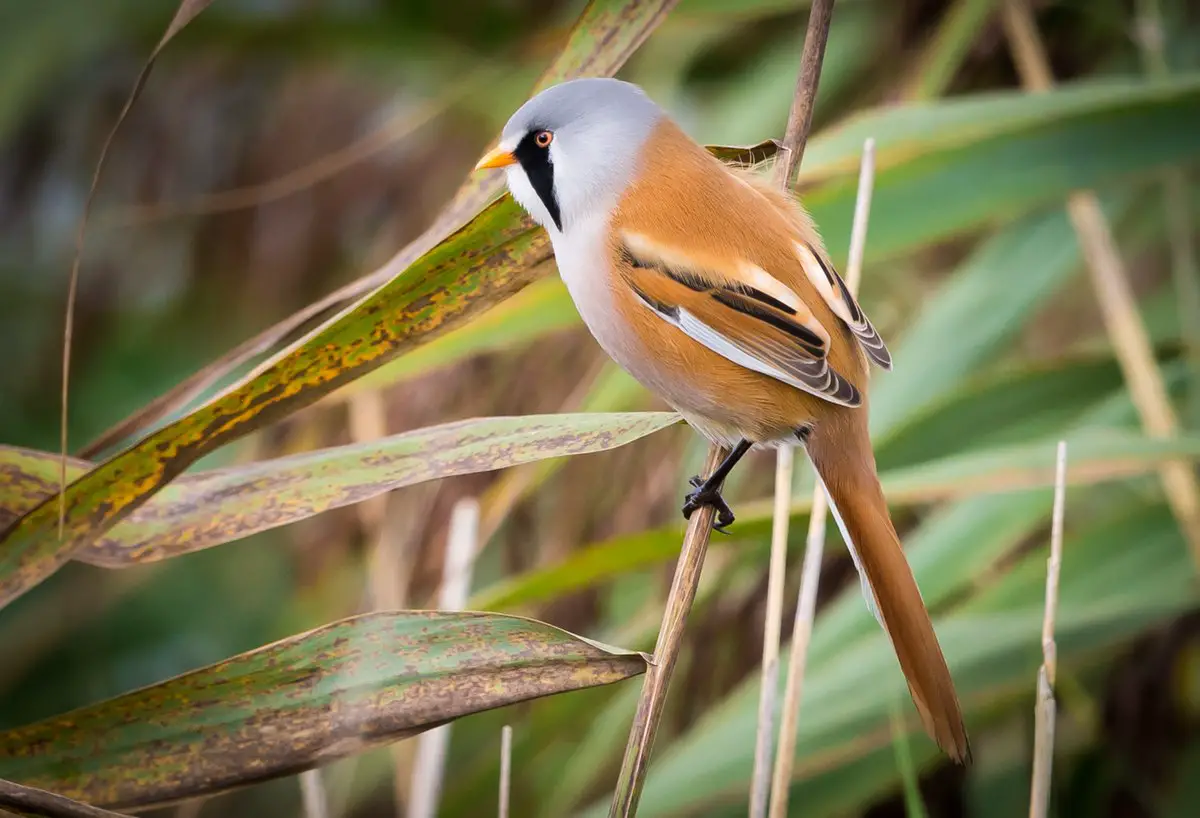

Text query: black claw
(681, 483), (736, 532)
(687, 474), (705, 489)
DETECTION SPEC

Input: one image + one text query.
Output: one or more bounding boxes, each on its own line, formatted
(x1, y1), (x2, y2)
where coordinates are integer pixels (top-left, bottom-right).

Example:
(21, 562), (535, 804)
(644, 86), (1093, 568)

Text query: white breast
(549, 216), (746, 447)
(550, 215), (627, 356)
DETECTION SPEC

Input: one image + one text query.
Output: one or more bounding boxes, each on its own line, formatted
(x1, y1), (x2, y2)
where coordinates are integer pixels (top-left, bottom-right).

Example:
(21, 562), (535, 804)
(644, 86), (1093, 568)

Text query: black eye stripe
(513, 129), (562, 230)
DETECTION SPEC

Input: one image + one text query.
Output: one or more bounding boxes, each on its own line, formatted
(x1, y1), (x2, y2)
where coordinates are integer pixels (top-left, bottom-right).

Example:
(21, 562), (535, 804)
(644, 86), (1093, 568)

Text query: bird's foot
(682, 477), (735, 532)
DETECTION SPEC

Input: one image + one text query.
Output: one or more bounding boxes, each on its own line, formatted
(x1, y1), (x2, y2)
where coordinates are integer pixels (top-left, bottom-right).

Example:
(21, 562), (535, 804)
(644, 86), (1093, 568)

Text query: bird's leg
(682, 439), (753, 531)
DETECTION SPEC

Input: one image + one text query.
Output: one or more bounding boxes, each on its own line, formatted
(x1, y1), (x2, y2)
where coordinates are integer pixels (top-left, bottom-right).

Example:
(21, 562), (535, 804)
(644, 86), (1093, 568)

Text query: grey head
(479, 78), (663, 234)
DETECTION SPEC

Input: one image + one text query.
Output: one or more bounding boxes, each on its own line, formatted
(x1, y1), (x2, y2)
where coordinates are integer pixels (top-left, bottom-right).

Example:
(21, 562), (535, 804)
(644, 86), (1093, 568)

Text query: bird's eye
(534, 130), (554, 148)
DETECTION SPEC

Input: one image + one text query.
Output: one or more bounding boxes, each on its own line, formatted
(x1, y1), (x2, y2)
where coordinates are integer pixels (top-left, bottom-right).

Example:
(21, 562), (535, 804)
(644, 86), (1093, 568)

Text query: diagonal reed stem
(608, 444), (728, 818)
(1000, 0), (1200, 571)
(609, 7), (839, 814)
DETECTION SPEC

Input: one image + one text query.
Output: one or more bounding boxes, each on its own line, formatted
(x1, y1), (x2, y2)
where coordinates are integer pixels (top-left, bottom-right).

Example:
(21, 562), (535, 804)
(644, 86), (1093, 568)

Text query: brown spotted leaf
(0, 196), (543, 609)
(0, 412), (679, 566)
(79, 0), (680, 459)
(0, 612), (648, 810)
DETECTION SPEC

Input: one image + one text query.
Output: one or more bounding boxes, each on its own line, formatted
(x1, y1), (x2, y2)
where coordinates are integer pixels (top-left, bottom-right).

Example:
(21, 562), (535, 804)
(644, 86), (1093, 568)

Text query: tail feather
(807, 423), (971, 763)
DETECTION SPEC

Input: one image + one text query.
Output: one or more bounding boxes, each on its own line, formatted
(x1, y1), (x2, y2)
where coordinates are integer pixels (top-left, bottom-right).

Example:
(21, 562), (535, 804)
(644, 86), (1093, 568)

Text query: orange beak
(474, 145), (518, 171)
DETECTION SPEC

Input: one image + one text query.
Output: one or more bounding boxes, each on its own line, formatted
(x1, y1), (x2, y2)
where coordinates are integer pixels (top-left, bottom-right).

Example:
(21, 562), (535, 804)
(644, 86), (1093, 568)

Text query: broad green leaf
(470, 430), (1200, 611)
(875, 354), (1129, 472)
(0, 413), (679, 567)
(801, 77), (1200, 260)
(868, 197), (1130, 437)
(0, 611), (648, 810)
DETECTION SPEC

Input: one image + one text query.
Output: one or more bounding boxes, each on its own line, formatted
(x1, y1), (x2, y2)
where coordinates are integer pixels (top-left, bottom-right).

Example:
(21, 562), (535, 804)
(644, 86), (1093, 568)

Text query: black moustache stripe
(513, 130), (562, 231)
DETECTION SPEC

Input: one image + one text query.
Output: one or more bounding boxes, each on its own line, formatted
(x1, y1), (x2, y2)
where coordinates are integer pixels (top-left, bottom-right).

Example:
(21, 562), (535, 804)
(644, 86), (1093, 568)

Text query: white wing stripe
(673, 307), (857, 406)
(676, 308), (809, 388)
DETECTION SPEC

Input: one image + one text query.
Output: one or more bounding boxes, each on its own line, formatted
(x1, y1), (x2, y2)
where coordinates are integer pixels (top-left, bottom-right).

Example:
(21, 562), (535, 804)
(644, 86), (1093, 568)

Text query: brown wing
(792, 237), (892, 370)
(732, 169), (892, 370)
(617, 230), (861, 407)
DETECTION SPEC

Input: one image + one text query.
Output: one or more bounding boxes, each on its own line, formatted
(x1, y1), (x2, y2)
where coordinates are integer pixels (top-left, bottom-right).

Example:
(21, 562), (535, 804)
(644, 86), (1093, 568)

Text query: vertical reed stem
(408, 500), (480, 818)
(769, 137), (876, 818)
(1029, 441), (1068, 818)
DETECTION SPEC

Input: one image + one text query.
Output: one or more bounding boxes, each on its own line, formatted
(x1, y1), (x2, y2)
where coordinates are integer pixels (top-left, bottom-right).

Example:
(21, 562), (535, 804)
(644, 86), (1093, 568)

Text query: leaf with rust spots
(0, 612), (648, 810)
(77, 0), (682, 461)
(0, 412), (678, 567)
(0, 195), (540, 609)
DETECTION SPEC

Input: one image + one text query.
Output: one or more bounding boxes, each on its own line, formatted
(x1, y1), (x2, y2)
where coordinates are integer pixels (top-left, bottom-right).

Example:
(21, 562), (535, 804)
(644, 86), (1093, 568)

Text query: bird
(473, 77), (969, 763)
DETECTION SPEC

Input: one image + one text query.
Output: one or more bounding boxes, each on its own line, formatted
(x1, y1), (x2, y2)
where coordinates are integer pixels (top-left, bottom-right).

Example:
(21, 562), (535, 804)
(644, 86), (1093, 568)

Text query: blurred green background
(1, 0), (1199, 816)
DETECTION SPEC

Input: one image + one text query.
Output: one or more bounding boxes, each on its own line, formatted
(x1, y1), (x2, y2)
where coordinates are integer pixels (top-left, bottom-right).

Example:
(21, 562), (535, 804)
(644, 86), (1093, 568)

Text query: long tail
(806, 416), (971, 763)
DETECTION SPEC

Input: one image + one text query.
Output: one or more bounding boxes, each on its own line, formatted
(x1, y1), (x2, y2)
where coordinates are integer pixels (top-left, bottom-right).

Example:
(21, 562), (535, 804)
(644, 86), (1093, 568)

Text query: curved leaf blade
(0, 196), (543, 608)
(0, 412), (679, 567)
(0, 611), (648, 810)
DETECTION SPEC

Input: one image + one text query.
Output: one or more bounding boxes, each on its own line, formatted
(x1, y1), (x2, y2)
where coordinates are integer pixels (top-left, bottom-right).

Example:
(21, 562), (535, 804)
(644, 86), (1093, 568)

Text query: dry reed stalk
(300, 769), (331, 818)
(1029, 441), (1068, 818)
(750, 1), (842, 807)
(499, 725), (513, 818)
(346, 390), (418, 815)
(608, 3), (838, 816)
(1000, 0), (1200, 570)
(749, 445), (794, 818)
(408, 499), (481, 818)
(347, 391), (391, 531)
(608, 444), (729, 818)
(768, 136), (876, 818)
(174, 798), (205, 818)
(1132, 0), (1200, 426)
